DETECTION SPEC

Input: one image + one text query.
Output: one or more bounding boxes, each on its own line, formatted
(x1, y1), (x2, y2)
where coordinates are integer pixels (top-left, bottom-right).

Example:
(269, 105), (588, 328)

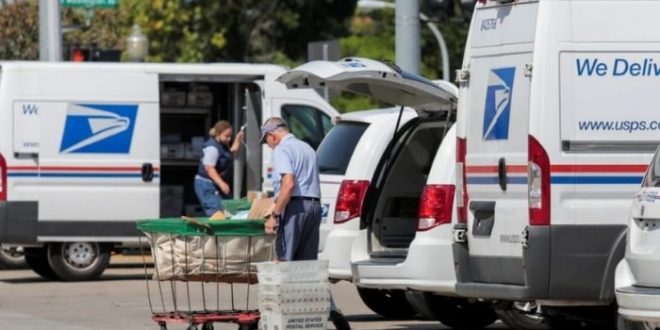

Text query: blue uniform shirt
(271, 134), (321, 198)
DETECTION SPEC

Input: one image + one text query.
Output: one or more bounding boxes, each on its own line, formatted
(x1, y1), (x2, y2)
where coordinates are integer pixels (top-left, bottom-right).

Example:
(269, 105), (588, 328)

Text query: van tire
(495, 302), (550, 330)
(0, 246), (27, 269)
(24, 247), (59, 280)
(46, 242), (111, 281)
(617, 315), (645, 330)
(415, 293), (497, 330)
(404, 291), (436, 320)
(356, 287), (416, 319)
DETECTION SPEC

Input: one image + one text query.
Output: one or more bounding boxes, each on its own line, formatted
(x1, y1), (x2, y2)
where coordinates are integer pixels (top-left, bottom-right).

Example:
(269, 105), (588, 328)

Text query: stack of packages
(256, 260), (331, 330)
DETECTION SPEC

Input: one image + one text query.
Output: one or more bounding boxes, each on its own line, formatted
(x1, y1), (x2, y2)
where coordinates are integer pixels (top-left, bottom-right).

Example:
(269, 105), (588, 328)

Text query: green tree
(0, 0), (38, 60)
(62, 7), (124, 52)
(0, 0), (357, 63)
(120, 0), (356, 63)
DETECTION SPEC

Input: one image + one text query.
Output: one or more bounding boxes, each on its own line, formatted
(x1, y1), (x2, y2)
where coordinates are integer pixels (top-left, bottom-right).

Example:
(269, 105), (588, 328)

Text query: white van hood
(278, 57), (457, 112)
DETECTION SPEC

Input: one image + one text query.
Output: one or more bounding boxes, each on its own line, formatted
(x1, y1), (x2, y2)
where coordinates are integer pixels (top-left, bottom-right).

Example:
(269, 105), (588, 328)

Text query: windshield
(316, 121), (369, 175)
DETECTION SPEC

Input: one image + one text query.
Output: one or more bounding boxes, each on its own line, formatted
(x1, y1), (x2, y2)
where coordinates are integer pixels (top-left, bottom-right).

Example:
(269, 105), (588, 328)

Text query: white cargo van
(454, 0), (658, 326)
(616, 146), (660, 330)
(0, 61), (337, 280)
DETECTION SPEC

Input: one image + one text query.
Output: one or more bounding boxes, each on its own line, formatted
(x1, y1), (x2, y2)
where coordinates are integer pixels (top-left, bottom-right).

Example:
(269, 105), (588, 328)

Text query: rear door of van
(463, 1), (539, 286)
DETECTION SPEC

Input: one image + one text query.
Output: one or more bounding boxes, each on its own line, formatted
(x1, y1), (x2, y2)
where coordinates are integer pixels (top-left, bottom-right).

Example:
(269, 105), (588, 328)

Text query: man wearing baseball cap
(261, 117), (350, 330)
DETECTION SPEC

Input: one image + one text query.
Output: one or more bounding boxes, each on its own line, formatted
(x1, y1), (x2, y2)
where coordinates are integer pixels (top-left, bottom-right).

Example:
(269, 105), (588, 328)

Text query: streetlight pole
(395, 0), (420, 74)
(39, 0), (62, 61)
(356, 0), (450, 81)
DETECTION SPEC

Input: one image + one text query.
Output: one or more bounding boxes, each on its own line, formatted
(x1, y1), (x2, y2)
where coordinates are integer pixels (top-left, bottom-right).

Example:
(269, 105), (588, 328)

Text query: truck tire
(24, 247), (59, 280)
(496, 301), (550, 330)
(404, 291), (439, 320)
(356, 287), (417, 319)
(417, 293), (497, 330)
(617, 315), (645, 330)
(0, 246), (27, 269)
(46, 242), (111, 281)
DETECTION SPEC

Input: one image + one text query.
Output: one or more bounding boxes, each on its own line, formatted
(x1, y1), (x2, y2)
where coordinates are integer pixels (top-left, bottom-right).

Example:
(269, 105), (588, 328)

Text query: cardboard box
(247, 190), (268, 203)
(247, 198), (275, 220)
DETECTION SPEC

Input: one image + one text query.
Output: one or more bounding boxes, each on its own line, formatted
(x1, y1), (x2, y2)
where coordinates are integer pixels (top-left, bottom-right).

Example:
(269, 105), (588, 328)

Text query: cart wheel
(186, 324), (198, 330)
(158, 323), (167, 330)
(237, 323), (258, 330)
(201, 322), (214, 330)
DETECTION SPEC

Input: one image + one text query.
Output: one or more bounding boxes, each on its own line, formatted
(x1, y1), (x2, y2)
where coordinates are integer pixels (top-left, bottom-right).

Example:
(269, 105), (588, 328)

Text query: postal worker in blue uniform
(261, 117), (350, 330)
(194, 120), (243, 216)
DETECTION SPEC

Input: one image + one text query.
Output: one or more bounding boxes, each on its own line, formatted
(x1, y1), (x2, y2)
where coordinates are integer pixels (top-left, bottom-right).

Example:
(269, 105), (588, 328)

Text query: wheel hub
(63, 242), (98, 269)
(0, 246), (24, 261)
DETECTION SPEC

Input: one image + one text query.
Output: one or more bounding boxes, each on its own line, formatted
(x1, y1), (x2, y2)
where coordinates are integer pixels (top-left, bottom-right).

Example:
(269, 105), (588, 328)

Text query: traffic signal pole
(39, 0), (62, 61)
(395, 0), (421, 74)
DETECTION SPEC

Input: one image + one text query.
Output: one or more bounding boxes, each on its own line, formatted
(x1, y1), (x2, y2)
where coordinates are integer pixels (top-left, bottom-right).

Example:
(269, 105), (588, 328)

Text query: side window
(281, 104), (333, 149)
(321, 113), (333, 135)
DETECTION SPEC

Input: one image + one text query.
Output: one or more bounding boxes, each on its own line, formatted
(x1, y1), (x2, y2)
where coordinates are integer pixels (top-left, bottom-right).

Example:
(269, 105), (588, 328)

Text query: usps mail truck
(453, 0), (659, 327)
(0, 62), (337, 280)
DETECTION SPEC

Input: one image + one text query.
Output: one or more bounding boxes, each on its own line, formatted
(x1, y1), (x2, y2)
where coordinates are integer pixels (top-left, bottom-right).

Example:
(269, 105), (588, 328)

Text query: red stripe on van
(466, 164), (647, 174)
(466, 165), (527, 174)
(8, 166), (161, 172)
(550, 164), (647, 173)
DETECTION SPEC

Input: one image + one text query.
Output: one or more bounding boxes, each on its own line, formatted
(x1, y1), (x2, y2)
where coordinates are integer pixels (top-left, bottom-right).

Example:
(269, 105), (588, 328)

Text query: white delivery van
(616, 146), (660, 330)
(279, 58), (498, 327)
(454, 0), (658, 327)
(0, 61), (337, 280)
(316, 108), (421, 318)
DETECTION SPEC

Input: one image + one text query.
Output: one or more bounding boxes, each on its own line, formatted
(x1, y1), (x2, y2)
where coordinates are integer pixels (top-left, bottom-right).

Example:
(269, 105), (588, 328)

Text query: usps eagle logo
(483, 67), (515, 140)
(60, 104), (138, 154)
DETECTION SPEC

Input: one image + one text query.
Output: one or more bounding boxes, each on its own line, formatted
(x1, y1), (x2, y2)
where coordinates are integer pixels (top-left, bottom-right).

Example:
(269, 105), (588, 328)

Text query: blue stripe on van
(550, 176), (643, 185)
(467, 176), (643, 185)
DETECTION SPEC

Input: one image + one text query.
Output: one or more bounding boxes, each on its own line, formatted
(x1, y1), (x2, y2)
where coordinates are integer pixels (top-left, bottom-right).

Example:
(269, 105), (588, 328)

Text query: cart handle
(180, 216), (214, 235)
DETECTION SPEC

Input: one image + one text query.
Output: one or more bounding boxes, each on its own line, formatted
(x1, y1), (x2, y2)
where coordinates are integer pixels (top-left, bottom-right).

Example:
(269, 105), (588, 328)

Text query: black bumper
(0, 201), (38, 244)
(454, 224), (627, 302)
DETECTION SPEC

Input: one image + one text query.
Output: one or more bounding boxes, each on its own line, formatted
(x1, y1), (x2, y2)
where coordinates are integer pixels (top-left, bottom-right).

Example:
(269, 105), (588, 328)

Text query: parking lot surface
(0, 255), (509, 330)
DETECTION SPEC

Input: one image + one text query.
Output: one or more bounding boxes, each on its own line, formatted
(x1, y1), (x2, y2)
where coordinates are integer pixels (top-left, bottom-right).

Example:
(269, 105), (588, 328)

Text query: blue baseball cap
(259, 121), (288, 143)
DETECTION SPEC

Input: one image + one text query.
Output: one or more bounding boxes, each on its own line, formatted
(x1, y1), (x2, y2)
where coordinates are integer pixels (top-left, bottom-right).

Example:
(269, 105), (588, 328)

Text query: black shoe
(330, 310), (351, 330)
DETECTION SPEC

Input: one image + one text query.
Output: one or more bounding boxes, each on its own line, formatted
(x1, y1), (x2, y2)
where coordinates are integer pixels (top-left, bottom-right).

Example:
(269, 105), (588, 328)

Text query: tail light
(334, 180), (369, 224)
(418, 184), (455, 231)
(456, 138), (468, 223)
(0, 153), (6, 201)
(528, 135), (550, 225)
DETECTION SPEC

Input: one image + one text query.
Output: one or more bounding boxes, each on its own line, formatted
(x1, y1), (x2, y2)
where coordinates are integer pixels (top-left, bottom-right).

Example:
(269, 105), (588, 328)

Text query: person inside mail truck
(194, 120), (244, 216)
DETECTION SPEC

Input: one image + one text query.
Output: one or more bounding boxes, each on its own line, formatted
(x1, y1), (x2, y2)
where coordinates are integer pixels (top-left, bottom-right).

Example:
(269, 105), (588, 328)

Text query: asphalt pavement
(0, 255), (509, 330)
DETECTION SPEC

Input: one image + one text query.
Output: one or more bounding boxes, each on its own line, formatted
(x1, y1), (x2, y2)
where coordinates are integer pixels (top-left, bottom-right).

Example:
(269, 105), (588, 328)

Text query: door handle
(498, 157), (507, 191)
(141, 163), (154, 182)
